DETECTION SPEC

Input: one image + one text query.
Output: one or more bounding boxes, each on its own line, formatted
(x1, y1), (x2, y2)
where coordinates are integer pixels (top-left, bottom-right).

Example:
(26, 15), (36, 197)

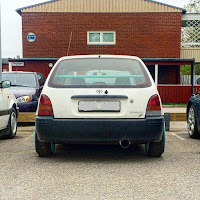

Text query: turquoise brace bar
(56, 75), (143, 78)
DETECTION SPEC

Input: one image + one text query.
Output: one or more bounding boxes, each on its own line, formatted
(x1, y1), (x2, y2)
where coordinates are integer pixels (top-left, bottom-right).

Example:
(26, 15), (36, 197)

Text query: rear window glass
(49, 58), (151, 88)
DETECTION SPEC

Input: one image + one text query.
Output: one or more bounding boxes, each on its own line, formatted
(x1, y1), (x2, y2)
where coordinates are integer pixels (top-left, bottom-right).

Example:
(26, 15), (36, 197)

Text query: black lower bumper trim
(36, 116), (164, 144)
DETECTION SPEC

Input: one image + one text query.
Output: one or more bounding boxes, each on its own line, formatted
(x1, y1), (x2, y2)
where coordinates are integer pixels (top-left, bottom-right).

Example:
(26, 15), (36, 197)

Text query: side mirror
(1, 80), (11, 88)
(197, 78), (200, 85)
(37, 72), (46, 87)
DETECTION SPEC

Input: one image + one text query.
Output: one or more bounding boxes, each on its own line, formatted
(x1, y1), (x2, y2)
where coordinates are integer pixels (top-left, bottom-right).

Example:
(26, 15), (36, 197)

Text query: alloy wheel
(187, 107), (195, 136)
(11, 112), (17, 134)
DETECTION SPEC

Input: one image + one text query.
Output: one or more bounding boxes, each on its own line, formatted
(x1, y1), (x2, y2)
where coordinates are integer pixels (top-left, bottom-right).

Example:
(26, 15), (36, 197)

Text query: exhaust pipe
(119, 139), (131, 149)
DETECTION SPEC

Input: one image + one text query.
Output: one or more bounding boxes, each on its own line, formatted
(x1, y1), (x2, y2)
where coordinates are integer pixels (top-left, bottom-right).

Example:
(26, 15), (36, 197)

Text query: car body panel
(41, 87), (160, 119)
(0, 87), (17, 132)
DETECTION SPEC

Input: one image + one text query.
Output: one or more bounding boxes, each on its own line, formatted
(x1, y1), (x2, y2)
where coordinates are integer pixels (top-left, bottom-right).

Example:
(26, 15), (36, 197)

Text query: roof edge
(142, 58), (195, 62)
(16, 0), (187, 15)
(8, 58), (58, 62)
(8, 57), (195, 63)
(16, 0), (58, 15)
(146, 0), (187, 14)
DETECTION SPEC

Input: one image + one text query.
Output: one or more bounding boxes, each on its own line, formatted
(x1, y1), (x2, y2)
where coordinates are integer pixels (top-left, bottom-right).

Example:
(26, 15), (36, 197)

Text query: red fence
(158, 85), (200, 103)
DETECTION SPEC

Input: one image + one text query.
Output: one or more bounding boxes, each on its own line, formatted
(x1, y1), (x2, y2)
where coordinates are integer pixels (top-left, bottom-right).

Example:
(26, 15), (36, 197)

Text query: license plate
(78, 101), (121, 112)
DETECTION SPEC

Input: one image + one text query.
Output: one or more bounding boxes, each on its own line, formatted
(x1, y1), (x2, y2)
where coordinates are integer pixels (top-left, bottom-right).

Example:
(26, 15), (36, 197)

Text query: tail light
(38, 94), (54, 116)
(146, 94), (161, 116)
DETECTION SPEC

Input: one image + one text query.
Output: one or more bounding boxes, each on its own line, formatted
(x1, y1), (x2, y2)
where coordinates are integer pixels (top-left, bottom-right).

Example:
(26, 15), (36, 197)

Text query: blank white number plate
(78, 101), (121, 112)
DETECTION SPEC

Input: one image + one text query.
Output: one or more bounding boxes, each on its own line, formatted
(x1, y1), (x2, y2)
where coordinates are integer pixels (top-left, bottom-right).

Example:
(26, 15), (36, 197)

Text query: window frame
(87, 31), (116, 45)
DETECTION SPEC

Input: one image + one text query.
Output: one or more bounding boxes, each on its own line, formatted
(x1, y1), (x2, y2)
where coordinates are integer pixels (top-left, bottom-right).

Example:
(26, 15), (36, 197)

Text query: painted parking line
(168, 132), (185, 141)
(23, 134), (34, 141)
(15, 134), (34, 146)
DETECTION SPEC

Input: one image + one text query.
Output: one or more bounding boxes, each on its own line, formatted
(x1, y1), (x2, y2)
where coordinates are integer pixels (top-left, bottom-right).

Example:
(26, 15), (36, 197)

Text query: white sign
(27, 32), (36, 43)
(48, 63), (53, 68)
(12, 62), (24, 67)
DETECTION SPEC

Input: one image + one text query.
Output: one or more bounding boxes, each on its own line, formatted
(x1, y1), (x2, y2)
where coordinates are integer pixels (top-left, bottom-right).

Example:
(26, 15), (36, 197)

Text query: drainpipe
(155, 64), (158, 86)
(191, 61), (195, 95)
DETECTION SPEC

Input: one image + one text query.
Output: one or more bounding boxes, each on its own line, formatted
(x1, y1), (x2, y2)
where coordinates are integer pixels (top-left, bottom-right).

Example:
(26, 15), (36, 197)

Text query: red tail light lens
(146, 95), (161, 116)
(147, 95), (161, 111)
(38, 94), (54, 116)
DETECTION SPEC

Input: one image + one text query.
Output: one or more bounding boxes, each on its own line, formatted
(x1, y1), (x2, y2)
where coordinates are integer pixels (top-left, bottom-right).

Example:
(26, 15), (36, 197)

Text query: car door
(0, 88), (9, 130)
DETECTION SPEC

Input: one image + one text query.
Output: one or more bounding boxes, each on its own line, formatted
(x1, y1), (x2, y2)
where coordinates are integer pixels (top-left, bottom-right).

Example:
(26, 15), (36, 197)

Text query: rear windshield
(49, 58), (151, 88)
(2, 73), (37, 88)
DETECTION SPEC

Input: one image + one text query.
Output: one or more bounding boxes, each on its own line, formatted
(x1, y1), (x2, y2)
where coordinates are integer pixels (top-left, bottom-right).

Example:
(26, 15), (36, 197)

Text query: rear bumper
(36, 116), (164, 144)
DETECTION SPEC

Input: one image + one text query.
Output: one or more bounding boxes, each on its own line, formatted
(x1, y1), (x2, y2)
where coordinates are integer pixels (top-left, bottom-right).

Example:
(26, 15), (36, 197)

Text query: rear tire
(187, 105), (200, 139)
(0, 108), (17, 139)
(35, 130), (55, 157)
(145, 125), (165, 157)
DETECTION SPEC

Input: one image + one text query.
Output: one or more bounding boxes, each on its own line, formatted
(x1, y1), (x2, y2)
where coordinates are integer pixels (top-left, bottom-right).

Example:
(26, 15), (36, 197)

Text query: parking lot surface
(0, 122), (200, 200)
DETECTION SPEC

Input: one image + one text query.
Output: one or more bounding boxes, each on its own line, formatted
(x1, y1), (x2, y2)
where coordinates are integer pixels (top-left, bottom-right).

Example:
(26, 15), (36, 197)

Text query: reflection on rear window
(50, 58), (151, 88)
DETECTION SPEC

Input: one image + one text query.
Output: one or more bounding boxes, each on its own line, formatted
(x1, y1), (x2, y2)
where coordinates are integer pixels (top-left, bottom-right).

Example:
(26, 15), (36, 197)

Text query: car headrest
(70, 78), (86, 85)
(115, 77), (131, 85)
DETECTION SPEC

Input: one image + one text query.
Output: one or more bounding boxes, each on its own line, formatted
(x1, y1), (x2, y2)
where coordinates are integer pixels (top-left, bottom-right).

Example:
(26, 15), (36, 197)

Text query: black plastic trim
(36, 116), (164, 143)
(71, 95), (128, 99)
(17, 101), (38, 106)
(9, 58), (195, 63)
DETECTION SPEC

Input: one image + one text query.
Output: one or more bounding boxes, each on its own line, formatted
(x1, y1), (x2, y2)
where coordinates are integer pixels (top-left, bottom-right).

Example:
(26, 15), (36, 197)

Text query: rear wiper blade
(11, 84), (29, 87)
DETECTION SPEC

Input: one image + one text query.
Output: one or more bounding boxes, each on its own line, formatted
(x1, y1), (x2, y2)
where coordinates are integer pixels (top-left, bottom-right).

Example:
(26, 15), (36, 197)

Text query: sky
(1, 0), (191, 58)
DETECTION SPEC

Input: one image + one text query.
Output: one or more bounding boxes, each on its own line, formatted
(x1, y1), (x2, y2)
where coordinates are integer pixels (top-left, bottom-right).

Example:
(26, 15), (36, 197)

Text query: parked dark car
(2, 72), (46, 112)
(187, 78), (200, 139)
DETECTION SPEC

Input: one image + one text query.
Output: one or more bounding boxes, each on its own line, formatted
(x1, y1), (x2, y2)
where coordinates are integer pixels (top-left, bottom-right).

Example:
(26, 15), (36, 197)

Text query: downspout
(191, 61), (195, 95)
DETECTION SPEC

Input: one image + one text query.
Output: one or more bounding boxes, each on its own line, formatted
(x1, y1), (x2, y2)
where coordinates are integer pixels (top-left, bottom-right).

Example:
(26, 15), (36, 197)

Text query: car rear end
(36, 55), (164, 146)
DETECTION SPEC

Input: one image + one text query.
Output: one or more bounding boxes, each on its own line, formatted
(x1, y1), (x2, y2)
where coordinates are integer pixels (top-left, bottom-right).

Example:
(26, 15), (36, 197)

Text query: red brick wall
(22, 12), (181, 58)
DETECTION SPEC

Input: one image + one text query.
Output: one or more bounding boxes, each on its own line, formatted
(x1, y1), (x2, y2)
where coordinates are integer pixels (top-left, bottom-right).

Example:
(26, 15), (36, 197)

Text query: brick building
(8, 0), (196, 102)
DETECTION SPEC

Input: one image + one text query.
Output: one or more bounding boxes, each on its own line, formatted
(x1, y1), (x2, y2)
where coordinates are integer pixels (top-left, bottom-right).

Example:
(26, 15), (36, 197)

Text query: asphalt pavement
(0, 122), (199, 200)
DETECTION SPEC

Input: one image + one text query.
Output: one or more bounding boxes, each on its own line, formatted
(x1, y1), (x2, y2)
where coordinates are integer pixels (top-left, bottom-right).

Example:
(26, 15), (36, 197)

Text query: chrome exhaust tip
(119, 139), (131, 149)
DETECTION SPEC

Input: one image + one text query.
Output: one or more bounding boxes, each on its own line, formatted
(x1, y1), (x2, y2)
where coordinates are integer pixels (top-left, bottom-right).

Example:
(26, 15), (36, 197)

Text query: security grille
(182, 20), (200, 47)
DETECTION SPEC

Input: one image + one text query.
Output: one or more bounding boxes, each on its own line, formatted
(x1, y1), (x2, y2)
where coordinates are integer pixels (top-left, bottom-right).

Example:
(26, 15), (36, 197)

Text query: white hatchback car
(0, 80), (18, 139)
(35, 55), (165, 157)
